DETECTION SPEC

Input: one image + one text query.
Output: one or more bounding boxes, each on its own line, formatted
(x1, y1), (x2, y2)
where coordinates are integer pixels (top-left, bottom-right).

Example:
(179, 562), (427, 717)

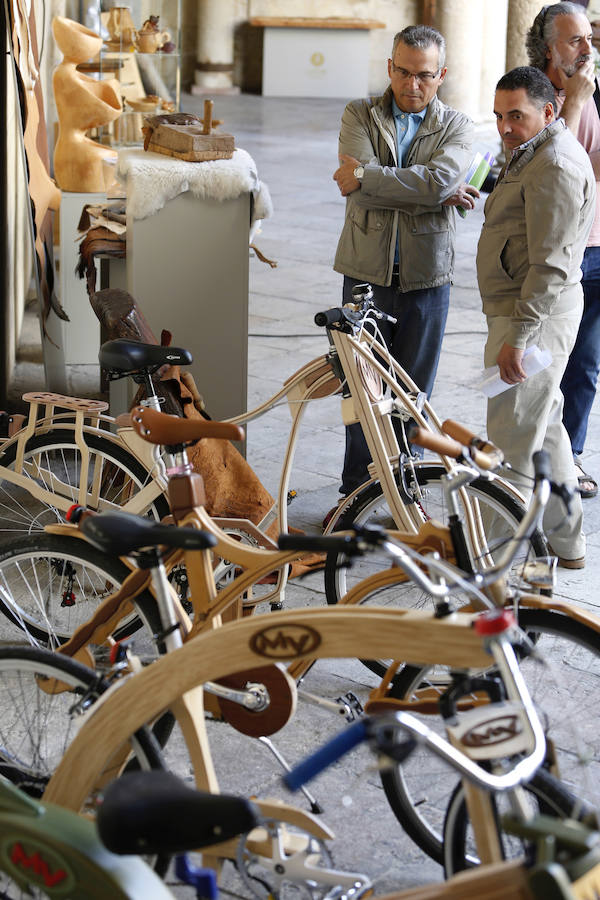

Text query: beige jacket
(477, 119), (596, 348)
(333, 88), (474, 291)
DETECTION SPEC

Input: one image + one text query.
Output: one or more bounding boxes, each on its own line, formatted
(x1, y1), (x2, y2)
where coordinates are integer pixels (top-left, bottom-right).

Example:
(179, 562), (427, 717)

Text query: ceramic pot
(106, 7), (136, 45)
(133, 28), (170, 53)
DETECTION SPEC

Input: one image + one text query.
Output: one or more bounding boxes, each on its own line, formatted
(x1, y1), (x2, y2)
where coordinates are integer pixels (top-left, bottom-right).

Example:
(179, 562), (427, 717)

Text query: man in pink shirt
(527, 2), (600, 498)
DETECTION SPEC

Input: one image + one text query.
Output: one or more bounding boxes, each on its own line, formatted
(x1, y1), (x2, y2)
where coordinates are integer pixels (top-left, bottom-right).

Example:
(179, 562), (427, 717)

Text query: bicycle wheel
(0, 428), (169, 538)
(0, 645), (167, 894)
(442, 767), (586, 876)
(379, 608), (600, 865)
(0, 533), (161, 648)
(0, 645), (162, 800)
(325, 465), (547, 617)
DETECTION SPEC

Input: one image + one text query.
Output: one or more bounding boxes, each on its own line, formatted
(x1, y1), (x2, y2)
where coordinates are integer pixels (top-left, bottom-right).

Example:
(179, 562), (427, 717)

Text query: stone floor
(7, 92), (600, 897)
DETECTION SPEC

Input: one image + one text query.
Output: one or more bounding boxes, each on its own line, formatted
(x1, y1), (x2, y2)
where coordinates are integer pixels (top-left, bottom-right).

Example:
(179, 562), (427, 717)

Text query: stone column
(506, 0), (544, 71)
(480, 0), (509, 120)
(192, 0), (239, 95)
(435, 0), (484, 122)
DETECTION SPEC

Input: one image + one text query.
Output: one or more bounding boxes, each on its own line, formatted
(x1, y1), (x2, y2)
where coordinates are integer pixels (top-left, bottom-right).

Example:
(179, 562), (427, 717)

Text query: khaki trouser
(485, 299), (585, 560)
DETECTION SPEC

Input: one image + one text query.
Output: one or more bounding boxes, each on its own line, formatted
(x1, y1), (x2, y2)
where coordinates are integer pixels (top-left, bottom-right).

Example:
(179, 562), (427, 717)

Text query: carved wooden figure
(52, 16), (122, 192)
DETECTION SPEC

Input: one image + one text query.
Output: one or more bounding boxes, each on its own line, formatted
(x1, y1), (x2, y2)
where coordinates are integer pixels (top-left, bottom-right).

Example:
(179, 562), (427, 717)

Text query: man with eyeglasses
(330, 24), (475, 506)
(527, 2), (600, 500)
(477, 66), (595, 568)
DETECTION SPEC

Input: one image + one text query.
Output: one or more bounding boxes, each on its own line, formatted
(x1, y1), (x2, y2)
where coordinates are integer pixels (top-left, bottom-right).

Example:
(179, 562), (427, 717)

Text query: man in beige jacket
(477, 66), (595, 566)
(331, 24), (474, 500)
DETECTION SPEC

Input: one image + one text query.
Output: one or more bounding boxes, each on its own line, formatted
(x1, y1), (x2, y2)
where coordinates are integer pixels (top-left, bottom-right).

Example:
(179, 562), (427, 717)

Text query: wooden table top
(249, 17), (385, 30)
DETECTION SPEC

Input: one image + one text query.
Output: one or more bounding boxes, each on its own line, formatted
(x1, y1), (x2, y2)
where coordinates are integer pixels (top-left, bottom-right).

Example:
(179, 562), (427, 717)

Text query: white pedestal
(126, 190), (250, 423)
(262, 27), (370, 98)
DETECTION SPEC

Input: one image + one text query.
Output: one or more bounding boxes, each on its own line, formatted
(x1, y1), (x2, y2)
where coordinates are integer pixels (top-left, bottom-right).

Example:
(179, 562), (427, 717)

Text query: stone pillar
(436, 0), (484, 122)
(506, 0), (544, 71)
(480, 0), (509, 120)
(192, 0), (239, 95)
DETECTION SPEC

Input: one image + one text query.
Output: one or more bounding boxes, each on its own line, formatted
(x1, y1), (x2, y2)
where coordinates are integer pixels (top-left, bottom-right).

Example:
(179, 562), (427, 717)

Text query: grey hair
(526, 2), (589, 70)
(392, 25), (446, 70)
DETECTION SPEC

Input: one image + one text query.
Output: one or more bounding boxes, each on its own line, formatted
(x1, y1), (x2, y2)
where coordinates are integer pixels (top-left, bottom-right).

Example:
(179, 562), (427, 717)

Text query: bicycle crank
(236, 816), (371, 900)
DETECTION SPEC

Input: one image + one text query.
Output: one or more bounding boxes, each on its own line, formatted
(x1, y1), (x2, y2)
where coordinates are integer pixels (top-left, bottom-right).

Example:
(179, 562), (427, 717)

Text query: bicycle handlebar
(314, 295), (397, 330)
(409, 426), (502, 472)
(277, 533), (357, 554)
(284, 622), (546, 796)
(314, 308), (347, 328)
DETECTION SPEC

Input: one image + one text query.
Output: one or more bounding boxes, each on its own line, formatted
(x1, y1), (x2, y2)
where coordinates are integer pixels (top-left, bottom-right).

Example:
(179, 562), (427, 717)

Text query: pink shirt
(556, 87), (600, 246)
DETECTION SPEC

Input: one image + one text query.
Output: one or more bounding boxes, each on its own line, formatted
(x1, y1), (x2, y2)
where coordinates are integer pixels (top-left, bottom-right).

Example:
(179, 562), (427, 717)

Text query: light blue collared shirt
(392, 98), (427, 167)
(392, 99), (427, 262)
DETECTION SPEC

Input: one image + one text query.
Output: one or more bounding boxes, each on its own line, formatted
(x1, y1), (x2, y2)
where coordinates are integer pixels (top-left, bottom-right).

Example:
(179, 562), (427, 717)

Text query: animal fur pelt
(115, 147), (273, 223)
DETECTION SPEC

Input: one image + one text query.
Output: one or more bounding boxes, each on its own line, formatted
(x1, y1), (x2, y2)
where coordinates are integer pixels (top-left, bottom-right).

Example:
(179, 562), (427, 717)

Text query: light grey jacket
(333, 88), (474, 291)
(477, 118), (596, 348)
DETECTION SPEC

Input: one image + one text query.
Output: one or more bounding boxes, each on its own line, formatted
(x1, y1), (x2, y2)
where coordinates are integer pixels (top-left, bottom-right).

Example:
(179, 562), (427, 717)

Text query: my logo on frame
(250, 624), (321, 658)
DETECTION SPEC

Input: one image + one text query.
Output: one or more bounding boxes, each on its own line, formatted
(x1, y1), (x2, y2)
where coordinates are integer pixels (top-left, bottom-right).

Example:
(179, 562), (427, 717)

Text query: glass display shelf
(89, 1), (181, 146)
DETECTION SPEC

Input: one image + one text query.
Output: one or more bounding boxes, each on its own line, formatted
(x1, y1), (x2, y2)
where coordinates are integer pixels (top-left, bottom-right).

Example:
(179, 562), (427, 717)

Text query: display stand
(124, 183), (250, 424)
(249, 17), (385, 98)
(108, 144), (270, 426)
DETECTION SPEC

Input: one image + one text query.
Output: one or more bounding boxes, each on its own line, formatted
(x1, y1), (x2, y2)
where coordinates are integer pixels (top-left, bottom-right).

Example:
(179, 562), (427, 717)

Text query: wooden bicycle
(0, 292), (542, 625)
(0, 447), (593, 888)
(0, 402), (594, 870)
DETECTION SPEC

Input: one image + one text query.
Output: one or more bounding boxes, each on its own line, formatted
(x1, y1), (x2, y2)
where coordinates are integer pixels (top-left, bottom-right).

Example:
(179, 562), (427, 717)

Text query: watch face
(354, 166), (364, 179)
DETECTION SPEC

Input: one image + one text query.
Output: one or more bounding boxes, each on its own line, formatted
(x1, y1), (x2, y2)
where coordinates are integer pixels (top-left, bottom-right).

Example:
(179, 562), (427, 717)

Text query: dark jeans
(560, 245), (600, 457)
(340, 275), (450, 495)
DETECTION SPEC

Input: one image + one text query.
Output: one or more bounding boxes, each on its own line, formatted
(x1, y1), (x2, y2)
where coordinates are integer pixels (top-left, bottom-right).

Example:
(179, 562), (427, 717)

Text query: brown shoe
(547, 545), (585, 570)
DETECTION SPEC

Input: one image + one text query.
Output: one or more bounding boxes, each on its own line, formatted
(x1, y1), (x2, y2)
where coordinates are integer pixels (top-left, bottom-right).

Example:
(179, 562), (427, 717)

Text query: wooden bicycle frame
(43, 604), (585, 881)
(43, 607), (491, 825)
(2, 317), (526, 603)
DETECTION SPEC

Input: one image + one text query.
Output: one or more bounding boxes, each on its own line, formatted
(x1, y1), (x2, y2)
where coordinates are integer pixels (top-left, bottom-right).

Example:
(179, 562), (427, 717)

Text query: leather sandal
(547, 544), (585, 570)
(574, 458), (598, 499)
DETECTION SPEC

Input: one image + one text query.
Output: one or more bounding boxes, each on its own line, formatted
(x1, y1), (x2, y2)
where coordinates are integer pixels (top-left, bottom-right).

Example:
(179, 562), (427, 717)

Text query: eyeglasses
(390, 64), (441, 83)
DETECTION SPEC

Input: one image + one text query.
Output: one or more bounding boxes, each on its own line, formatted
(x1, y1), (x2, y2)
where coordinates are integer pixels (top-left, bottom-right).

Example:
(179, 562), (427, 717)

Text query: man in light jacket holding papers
(477, 66), (595, 567)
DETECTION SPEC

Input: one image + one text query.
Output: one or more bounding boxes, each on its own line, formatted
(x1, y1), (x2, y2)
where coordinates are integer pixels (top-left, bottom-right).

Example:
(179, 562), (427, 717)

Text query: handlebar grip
(277, 533), (355, 554)
(441, 420), (478, 445)
(314, 308), (345, 327)
(283, 720), (368, 790)
(532, 450), (552, 483)
(409, 426), (463, 459)
(412, 426), (501, 472)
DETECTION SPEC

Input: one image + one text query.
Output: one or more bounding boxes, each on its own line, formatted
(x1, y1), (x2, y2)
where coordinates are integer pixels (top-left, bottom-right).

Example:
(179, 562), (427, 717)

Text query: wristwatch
(353, 165), (365, 181)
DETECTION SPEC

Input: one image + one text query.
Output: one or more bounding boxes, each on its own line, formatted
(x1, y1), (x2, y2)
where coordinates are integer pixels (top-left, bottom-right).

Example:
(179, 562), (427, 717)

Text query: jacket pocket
(349, 205), (385, 235)
(498, 236), (528, 283)
(401, 213), (452, 283)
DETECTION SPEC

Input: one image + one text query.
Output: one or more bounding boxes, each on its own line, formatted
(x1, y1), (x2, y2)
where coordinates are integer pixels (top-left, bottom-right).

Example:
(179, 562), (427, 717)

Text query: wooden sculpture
(10, 0), (64, 324)
(52, 16), (122, 192)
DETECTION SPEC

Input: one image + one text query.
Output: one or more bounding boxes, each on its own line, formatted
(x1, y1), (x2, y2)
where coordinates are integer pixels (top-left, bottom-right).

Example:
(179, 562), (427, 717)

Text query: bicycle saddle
(98, 771), (262, 855)
(80, 510), (217, 557)
(99, 339), (193, 376)
(131, 405), (244, 445)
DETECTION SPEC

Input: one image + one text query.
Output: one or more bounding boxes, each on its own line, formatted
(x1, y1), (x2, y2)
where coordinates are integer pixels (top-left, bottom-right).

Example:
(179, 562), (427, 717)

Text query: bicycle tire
(442, 767), (586, 876)
(324, 465), (547, 679)
(0, 645), (168, 891)
(0, 428), (169, 539)
(0, 645), (163, 798)
(0, 532), (161, 649)
(379, 607), (600, 865)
